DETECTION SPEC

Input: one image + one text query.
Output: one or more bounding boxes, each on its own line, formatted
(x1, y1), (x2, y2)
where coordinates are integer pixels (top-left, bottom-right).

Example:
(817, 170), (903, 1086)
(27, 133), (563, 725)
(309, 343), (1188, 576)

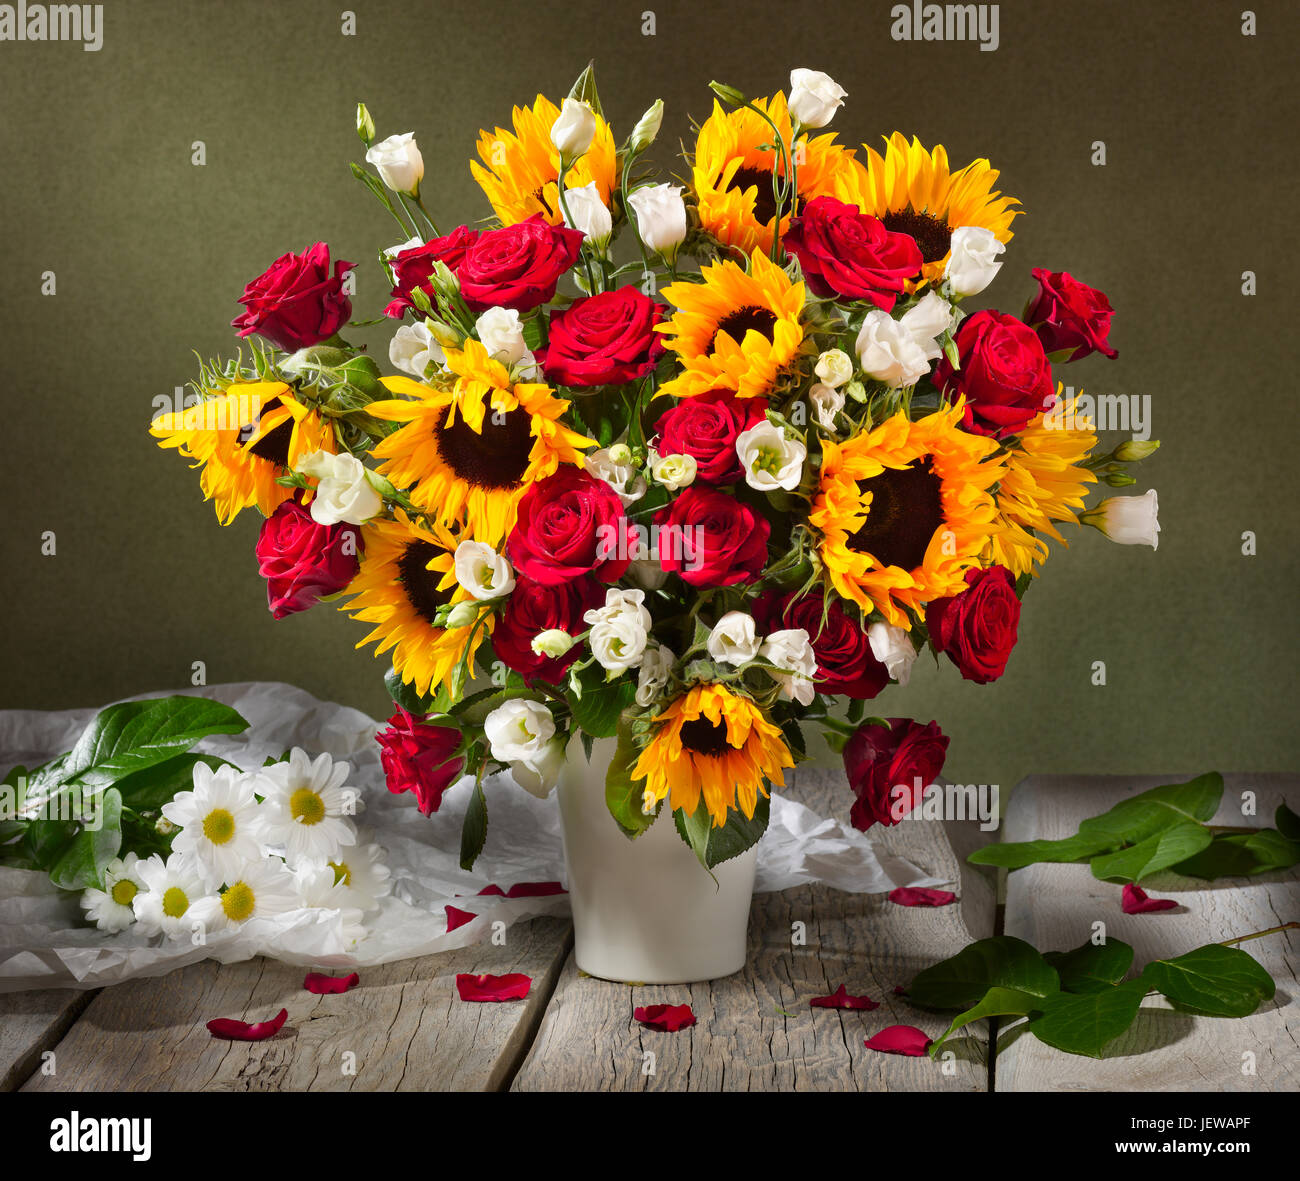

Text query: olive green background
(1, 0), (1296, 795)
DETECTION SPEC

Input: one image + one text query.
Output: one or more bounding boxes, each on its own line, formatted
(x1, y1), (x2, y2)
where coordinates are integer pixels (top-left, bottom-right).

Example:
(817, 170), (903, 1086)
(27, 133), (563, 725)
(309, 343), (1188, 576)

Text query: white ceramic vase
(556, 735), (758, 984)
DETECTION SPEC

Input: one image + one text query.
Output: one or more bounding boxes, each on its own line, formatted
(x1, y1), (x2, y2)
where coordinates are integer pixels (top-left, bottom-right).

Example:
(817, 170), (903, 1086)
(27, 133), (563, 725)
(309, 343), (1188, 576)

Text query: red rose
(232, 243), (355, 351)
(784, 196), (922, 309)
(754, 591), (888, 699)
(844, 718), (949, 832)
(383, 226), (480, 319)
(254, 498), (362, 620)
(458, 214), (584, 313)
(653, 391), (769, 485)
(376, 706), (464, 816)
(933, 309), (1054, 438)
(925, 566), (1021, 684)
(505, 467), (635, 587)
(539, 287), (666, 387)
(655, 485), (770, 588)
(1025, 268), (1118, 361)
(492, 575), (604, 685)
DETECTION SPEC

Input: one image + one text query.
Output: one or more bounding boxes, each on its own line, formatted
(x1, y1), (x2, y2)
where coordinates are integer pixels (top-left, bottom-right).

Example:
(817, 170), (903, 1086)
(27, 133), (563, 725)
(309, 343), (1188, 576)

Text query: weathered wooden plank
(21, 917), (571, 1092)
(0, 989), (94, 1091)
(998, 773), (1299, 1092)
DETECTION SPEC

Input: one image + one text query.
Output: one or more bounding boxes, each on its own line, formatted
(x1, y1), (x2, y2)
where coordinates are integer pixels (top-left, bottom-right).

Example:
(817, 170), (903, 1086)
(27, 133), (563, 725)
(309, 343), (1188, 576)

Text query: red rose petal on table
(864, 1025), (932, 1056)
(888, 887), (957, 908)
(893, 985), (907, 996)
(634, 1003), (696, 1031)
(506, 881), (567, 898)
(810, 984), (879, 1011)
(206, 1008), (289, 1041)
(303, 972), (359, 995)
(476, 884), (506, 896)
(1122, 883), (1178, 914)
(445, 905), (477, 931)
(456, 973), (532, 1002)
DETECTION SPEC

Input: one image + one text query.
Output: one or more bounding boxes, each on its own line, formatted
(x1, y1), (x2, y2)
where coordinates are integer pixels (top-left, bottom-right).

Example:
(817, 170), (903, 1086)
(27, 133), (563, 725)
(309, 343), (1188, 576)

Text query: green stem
(1218, 921), (1299, 947)
(412, 193), (441, 237)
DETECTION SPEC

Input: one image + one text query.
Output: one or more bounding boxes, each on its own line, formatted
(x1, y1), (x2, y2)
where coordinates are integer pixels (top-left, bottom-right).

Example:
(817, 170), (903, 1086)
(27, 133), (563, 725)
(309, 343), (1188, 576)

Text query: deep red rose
(784, 196), (922, 309)
(933, 309), (1055, 438)
(232, 243), (354, 351)
(925, 565), (1021, 684)
(843, 717), (949, 832)
(653, 390), (769, 485)
(1025, 268), (1118, 362)
(255, 498), (362, 620)
(539, 287), (666, 387)
(382, 226), (480, 319)
(654, 485), (770, 588)
(754, 590), (888, 699)
(506, 467), (635, 587)
(376, 706), (465, 816)
(458, 214), (584, 313)
(492, 575), (605, 684)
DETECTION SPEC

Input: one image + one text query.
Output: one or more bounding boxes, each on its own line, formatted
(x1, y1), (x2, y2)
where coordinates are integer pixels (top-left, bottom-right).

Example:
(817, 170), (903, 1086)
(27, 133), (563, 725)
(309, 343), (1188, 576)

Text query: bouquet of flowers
(150, 65), (1159, 873)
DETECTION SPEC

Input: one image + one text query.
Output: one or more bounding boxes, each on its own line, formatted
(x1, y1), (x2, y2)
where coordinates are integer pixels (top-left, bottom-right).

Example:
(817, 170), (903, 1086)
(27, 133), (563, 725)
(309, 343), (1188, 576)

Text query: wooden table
(3, 773), (1295, 1092)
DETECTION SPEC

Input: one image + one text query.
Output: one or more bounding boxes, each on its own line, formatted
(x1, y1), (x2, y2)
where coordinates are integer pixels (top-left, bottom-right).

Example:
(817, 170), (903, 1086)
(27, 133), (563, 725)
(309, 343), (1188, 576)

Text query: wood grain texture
(998, 773), (1300, 1092)
(20, 917), (571, 1092)
(0, 989), (93, 1091)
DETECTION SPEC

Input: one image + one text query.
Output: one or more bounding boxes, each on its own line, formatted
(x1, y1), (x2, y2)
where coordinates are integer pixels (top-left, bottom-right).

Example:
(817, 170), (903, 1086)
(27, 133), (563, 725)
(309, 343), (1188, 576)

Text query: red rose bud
(924, 566), (1021, 684)
(539, 287), (666, 387)
(375, 706), (465, 816)
(458, 214), (584, 313)
(492, 575), (604, 684)
(933, 309), (1054, 438)
(383, 226), (480, 319)
(255, 499), (362, 620)
(506, 467), (635, 587)
(1025, 268), (1118, 362)
(232, 242), (354, 352)
(653, 390), (769, 485)
(844, 718), (949, 832)
(654, 484), (770, 588)
(784, 196), (922, 309)
(754, 590), (888, 699)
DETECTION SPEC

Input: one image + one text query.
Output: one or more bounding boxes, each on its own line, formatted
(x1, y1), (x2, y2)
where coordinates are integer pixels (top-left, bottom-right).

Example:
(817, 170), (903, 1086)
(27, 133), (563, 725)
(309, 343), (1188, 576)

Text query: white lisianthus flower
(389, 321), (445, 378)
(365, 132), (424, 196)
(532, 629), (576, 658)
(290, 862), (368, 947)
(325, 842), (392, 912)
(628, 183), (688, 258)
(132, 853), (209, 939)
(384, 235), (423, 258)
(945, 226), (1005, 297)
(589, 614), (650, 675)
(561, 180), (613, 251)
(815, 348), (854, 389)
(650, 450), (697, 491)
(162, 763), (268, 889)
(509, 737), (567, 799)
(484, 699), (557, 765)
(454, 540), (515, 600)
(80, 853), (147, 933)
(868, 621), (918, 687)
(475, 306), (528, 367)
(584, 587), (652, 630)
(900, 291), (956, 361)
(707, 611), (761, 666)
(585, 447), (647, 506)
(809, 382), (845, 431)
(735, 421), (806, 492)
(761, 628), (819, 705)
(551, 97), (598, 160)
(297, 451), (384, 526)
(788, 69), (847, 128)
(635, 643), (676, 707)
(188, 857), (300, 931)
(855, 309), (931, 388)
(1082, 489), (1160, 550)
(254, 749), (360, 869)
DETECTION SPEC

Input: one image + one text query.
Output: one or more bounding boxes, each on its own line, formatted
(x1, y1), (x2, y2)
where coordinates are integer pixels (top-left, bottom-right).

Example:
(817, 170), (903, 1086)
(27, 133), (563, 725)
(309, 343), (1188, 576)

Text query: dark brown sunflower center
(397, 540), (452, 627)
(679, 717), (732, 758)
(881, 209), (952, 264)
(434, 407), (533, 490)
(710, 306), (778, 353)
(727, 164), (785, 229)
(847, 457), (944, 571)
(238, 399), (293, 467)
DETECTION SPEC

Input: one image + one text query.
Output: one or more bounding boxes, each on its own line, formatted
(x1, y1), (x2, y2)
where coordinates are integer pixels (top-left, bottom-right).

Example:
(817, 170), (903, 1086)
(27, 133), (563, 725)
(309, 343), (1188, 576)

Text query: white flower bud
(707, 612), (761, 666)
(297, 451), (384, 526)
(561, 181), (613, 251)
(868, 622), (918, 687)
(787, 69), (846, 129)
(945, 226), (1005, 298)
(365, 132), (424, 196)
(389, 321), (444, 378)
(1082, 489), (1160, 550)
(627, 183), (688, 258)
(531, 629), (576, 658)
(855, 309), (931, 389)
(551, 98), (597, 161)
(650, 451), (697, 492)
(815, 348), (854, 389)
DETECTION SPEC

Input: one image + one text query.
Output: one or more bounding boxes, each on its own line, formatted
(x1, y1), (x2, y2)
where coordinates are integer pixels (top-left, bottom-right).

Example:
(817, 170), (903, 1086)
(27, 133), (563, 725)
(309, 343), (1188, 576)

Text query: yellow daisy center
(221, 882), (255, 923)
(202, 808), (236, 845)
(110, 879), (138, 906)
(162, 886), (190, 919)
(289, 787), (326, 826)
(329, 861), (352, 886)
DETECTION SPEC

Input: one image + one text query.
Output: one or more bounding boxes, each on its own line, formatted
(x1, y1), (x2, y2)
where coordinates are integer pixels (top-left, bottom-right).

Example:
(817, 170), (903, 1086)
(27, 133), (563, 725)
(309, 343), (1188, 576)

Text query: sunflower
(342, 509), (491, 698)
(810, 404), (1004, 627)
(986, 388), (1097, 577)
(655, 249), (806, 400)
(471, 94), (618, 227)
(631, 684), (793, 828)
(692, 92), (863, 256)
(149, 381), (335, 524)
(835, 132), (1020, 287)
(368, 339), (593, 545)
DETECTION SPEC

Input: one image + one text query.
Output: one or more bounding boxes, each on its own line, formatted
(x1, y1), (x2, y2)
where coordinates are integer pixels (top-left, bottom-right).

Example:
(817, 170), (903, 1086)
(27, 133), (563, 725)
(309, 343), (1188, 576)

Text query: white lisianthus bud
(474, 306), (528, 366)
(900, 291), (955, 361)
(356, 103), (376, 146)
(650, 450), (697, 492)
(509, 737), (566, 799)
(1114, 439), (1161, 462)
(627, 183), (688, 258)
(561, 181), (613, 252)
(855, 309), (931, 389)
(444, 602), (479, 629)
(635, 643), (675, 707)
(629, 99), (664, 153)
(760, 627), (818, 705)
(484, 699), (556, 764)
(297, 451), (384, 526)
(365, 132), (424, 196)
(551, 97), (598, 161)
(1081, 489), (1160, 550)
(707, 611), (761, 666)
(389, 321), (445, 378)
(735, 422), (806, 492)
(585, 447), (647, 506)
(531, 629), (576, 658)
(815, 348), (854, 389)
(787, 69), (846, 129)
(608, 443), (632, 465)
(945, 226), (1005, 298)
(867, 622), (918, 687)
(453, 540), (515, 601)
(809, 382), (845, 431)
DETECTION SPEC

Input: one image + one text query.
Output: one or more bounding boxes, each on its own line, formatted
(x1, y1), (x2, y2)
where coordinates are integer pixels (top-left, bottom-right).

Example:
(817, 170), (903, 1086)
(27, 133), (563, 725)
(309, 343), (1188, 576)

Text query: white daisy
(131, 853), (209, 939)
(325, 842), (392, 913)
(79, 853), (147, 932)
(188, 856), (300, 932)
(254, 749), (360, 868)
(292, 861), (368, 946)
(162, 763), (267, 888)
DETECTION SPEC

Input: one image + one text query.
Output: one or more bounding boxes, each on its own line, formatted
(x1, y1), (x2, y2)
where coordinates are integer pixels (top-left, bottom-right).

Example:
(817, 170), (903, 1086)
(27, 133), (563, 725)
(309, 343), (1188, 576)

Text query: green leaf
(1027, 980), (1149, 1058)
(459, 779), (488, 872)
(113, 753), (235, 811)
(1275, 802), (1300, 842)
(604, 720), (657, 839)
(567, 61), (604, 118)
(907, 936), (1060, 1011)
(1089, 820), (1214, 883)
(968, 832), (1115, 870)
(1140, 944), (1275, 1018)
(1172, 830), (1300, 879)
(569, 665), (636, 739)
(674, 799), (713, 873)
(1044, 940), (1135, 994)
(672, 795), (771, 871)
(384, 667), (443, 716)
(930, 987), (1040, 1054)
(48, 789), (123, 891)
